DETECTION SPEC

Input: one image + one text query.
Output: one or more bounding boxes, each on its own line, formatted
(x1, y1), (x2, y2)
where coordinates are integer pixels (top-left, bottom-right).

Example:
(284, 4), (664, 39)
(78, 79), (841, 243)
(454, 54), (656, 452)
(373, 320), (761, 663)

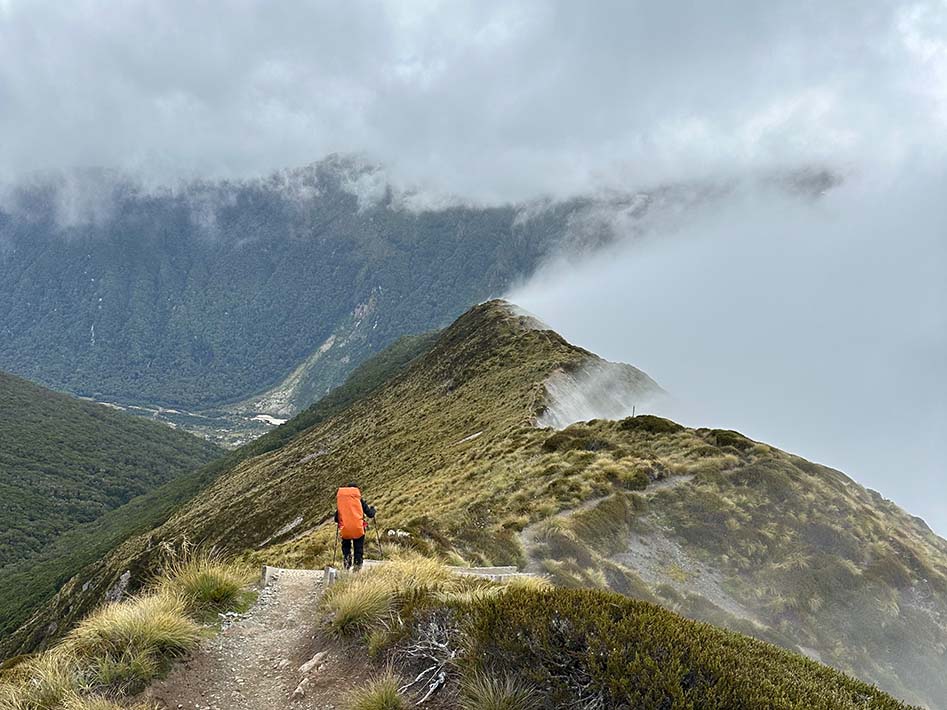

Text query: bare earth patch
(137, 568), (373, 710)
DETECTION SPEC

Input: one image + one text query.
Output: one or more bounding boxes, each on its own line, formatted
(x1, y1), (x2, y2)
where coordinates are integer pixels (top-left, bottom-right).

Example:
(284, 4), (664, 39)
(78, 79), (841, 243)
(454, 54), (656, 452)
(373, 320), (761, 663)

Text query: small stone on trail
(298, 650), (328, 674)
(277, 658), (291, 670)
(292, 677), (310, 699)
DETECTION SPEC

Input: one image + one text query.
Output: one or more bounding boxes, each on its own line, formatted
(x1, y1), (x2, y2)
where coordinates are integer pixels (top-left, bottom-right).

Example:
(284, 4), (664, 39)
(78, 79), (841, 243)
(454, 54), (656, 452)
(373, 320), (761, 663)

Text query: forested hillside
(0, 332), (437, 647)
(0, 371), (220, 570)
(0, 157), (604, 414)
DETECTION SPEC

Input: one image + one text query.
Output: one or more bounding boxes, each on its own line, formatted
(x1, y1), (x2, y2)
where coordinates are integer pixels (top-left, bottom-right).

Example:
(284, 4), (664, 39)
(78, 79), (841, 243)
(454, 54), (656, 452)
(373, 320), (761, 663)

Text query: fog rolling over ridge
(510, 164), (947, 534)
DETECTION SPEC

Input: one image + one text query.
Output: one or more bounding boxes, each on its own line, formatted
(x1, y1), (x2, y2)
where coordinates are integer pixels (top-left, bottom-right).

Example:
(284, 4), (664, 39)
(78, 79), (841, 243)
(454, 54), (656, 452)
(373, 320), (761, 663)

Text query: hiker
(334, 482), (376, 571)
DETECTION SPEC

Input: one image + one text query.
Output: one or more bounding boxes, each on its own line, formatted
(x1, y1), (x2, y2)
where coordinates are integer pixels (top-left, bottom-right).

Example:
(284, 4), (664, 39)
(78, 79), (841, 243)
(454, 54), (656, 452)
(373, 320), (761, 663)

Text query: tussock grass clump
(323, 576), (395, 638)
(68, 593), (200, 661)
(322, 554), (468, 638)
(0, 652), (82, 710)
(460, 672), (537, 710)
(350, 672), (409, 710)
(2, 552), (253, 706)
(61, 696), (127, 710)
(158, 552), (255, 619)
(64, 593), (200, 693)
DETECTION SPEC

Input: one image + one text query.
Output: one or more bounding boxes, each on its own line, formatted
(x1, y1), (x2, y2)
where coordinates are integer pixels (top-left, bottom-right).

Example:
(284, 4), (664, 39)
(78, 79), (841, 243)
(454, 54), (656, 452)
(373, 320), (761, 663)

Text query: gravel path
(139, 568), (368, 710)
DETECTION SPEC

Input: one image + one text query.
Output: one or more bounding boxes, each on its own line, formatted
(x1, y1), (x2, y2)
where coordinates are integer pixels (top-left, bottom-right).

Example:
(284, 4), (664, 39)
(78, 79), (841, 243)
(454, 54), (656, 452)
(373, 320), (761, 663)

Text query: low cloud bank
(509, 160), (947, 533)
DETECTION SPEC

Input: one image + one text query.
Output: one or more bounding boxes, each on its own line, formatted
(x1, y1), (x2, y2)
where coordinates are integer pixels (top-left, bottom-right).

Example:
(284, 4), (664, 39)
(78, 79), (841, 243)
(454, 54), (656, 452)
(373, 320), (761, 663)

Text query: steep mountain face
(0, 158), (615, 426)
(0, 371), (220, 570)
(5, 300), (940, 706)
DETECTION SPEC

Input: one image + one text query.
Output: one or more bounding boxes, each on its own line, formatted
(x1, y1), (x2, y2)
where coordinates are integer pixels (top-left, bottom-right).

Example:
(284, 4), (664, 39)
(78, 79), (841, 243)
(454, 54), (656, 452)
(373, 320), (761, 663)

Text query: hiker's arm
(361, 500), (376, 518)
(333, 509), (339, 524)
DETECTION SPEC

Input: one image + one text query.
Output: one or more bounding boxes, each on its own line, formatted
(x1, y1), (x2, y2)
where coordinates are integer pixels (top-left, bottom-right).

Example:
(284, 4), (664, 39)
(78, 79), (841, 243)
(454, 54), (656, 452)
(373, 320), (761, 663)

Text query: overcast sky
(0, 1), (944, 198)
(1, 2), (945, 528)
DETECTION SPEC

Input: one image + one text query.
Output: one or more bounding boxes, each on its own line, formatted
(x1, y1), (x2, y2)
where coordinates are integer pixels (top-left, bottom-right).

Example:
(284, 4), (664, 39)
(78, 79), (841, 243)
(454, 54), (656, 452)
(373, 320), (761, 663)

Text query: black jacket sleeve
(361, 499), (376, 518)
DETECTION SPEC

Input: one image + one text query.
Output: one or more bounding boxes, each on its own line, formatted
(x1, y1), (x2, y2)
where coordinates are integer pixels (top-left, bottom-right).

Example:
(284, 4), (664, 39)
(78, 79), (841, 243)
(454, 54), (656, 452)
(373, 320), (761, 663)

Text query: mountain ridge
(4, 299), (941, 706)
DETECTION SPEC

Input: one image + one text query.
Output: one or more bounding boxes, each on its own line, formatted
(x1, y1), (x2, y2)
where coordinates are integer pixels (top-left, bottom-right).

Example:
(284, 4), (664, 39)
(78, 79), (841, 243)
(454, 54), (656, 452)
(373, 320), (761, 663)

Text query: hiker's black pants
(342, 535), (365, 569)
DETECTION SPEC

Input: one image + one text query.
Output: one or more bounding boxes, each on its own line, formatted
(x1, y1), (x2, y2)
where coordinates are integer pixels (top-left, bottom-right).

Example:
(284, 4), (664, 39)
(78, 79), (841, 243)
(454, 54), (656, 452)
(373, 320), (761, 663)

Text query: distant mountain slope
(0, 370), (220, 571)
(7, 300), (939, 705)
(0, 160), (834, 427)
(0, 158), (601, 414)
(0, 331), (437, 647)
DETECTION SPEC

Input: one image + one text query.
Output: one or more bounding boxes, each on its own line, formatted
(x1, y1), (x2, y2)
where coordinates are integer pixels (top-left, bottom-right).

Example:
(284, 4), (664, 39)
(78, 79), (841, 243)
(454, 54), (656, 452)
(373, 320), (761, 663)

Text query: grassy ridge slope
(0, 331), (438, 656)
(6, 301), (944, 706)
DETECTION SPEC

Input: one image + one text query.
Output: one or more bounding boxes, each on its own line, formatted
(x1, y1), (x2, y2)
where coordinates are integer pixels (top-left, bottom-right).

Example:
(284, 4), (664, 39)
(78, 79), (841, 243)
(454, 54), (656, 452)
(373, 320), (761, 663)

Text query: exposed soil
(137, 568), (373, 710)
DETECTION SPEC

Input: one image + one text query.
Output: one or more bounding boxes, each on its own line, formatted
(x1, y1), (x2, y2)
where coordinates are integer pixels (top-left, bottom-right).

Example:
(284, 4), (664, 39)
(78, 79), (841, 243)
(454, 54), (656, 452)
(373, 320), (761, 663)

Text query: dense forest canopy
(0, 370), (220, 570)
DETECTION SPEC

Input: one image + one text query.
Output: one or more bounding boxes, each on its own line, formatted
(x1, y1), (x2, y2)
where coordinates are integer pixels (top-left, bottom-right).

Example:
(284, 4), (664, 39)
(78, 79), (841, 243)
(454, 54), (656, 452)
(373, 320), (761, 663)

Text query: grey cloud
(0, 1), (945, 199)
(509, 163), (947, 533)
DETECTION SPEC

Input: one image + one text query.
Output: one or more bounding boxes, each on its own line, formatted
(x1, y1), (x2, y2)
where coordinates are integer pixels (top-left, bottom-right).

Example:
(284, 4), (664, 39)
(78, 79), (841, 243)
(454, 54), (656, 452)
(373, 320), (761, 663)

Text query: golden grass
(67, 593), (201, 662)
(322, 575), (395, 638)
(350, 671), (409, 710)
(1, 554), (253, 706)
(0, 652), (82, 710)
(157, 551), (255, 620)
(459, 672), (538, 710)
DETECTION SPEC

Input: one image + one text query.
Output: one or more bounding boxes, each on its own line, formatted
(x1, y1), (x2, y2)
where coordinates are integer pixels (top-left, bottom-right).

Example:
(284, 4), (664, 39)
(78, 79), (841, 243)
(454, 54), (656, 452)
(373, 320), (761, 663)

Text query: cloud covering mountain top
(0, 1), (945, 199)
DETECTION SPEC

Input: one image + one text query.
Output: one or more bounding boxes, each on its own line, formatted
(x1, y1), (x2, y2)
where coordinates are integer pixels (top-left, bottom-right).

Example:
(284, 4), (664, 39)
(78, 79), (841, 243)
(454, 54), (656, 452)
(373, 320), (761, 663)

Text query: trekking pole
(373, 515), (384, 560)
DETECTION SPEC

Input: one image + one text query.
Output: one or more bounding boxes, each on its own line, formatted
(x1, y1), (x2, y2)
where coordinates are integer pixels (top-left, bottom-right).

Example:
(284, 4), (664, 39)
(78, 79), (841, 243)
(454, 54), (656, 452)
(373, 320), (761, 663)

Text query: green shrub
(618, 415), (683, 434)
(350, 672), (408, 710)
(460, 587), (913, 710)
(710, 429), (755, 451)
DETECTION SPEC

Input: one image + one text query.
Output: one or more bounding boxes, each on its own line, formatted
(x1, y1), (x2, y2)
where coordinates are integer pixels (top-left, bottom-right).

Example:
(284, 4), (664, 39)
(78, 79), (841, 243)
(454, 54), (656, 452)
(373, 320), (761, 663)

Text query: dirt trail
(139, 568), (368, 710)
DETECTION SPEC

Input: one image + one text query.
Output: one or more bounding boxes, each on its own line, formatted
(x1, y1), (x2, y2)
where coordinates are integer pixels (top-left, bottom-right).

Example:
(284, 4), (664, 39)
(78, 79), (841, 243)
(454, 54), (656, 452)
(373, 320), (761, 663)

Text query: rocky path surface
(139, 567), (364, 710)
(138, 562), (538, 710)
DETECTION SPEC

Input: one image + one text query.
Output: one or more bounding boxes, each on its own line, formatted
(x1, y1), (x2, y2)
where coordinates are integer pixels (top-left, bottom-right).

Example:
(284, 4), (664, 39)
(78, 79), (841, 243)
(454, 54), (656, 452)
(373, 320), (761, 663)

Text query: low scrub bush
(350, 672), (408, 710)
(618, 415), (683, 435)
(461, 587), (912, 710)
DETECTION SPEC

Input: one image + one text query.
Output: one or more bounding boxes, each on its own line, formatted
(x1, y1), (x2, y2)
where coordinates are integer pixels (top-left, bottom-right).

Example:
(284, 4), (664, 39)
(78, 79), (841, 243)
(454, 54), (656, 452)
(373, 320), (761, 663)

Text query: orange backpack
(337, 487), (365, 540)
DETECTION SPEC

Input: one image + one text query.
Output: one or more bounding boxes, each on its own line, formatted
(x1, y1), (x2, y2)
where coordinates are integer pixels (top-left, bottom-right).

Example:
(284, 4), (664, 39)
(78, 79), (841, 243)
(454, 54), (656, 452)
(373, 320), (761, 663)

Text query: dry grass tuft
(460, 672), (538, 710)
(322, 576), (395, 638)
(158, 552), (255, 620)
(67, 593), (201, 663)
(0, 652), (82, 710)
(350, 671), (409, 710)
